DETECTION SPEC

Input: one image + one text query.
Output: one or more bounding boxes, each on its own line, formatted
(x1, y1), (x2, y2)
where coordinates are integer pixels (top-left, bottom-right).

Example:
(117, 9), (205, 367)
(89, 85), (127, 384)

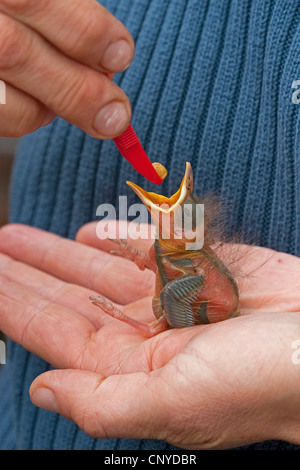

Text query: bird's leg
(108, 238), (156, 272)
(89, 294), (168, 338)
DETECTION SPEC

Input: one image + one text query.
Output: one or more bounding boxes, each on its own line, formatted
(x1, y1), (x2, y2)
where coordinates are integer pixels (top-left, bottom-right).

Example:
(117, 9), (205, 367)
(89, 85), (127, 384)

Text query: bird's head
(127, 162), (205, 250)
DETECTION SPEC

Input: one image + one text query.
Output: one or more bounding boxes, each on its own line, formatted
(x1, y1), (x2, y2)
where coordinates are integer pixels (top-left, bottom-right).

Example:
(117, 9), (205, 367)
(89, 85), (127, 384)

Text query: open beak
(127, 162), (193, 238)
(126, 162), (193, 213)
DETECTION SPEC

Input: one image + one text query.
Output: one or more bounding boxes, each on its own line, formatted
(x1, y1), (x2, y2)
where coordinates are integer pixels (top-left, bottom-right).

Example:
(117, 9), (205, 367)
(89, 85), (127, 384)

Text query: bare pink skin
(0, 0), (134, 138)
(0, 221), (300, 449)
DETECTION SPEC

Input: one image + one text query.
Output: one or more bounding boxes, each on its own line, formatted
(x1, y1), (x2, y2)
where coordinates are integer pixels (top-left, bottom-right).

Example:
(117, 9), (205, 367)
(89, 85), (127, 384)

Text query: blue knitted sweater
(1, 0), (300, 450)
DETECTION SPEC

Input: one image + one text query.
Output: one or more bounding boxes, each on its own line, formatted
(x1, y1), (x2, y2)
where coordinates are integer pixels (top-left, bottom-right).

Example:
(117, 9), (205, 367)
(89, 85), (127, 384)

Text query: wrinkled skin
(0, 221), (300, 449)
(0, 0), (134, 138)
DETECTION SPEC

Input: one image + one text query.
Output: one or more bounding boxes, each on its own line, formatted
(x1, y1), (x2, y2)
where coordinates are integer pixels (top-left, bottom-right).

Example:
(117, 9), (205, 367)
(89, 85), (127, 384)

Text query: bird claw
(108, 238), (155, 272)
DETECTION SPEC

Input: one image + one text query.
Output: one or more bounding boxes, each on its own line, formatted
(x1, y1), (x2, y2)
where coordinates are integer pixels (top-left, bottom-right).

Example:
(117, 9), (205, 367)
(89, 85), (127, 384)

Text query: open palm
(0, 221), (300, 449)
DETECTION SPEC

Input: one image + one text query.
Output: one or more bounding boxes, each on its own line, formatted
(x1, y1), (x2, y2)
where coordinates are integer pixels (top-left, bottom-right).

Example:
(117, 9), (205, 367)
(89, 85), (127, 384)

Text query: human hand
(0, 0), (134, 137)
(0, 222), (300, 449)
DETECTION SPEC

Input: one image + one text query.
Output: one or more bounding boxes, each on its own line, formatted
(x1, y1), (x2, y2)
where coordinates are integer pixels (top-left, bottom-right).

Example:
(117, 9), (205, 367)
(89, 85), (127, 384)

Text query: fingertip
(75, 221), (98, 243)
(30, 386), (59, 413)
(29, 369), (107, 428)
(100, 38), (135, 73)
(92, 99), (131, 138)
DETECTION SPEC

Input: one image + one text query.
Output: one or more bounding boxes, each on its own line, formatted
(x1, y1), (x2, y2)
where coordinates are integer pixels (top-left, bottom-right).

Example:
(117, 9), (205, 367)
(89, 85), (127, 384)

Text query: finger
(29, 369), (169, 442)
(0, 13), (131, 138)
(0, 81), (55, 137)
(0, 273), (96, 369)
(0, 224), (155, 304)
(0, 252), (115, 329)
(237, 246), (300, 312)
(76, 220), (155, 254)
(0, 0), (135, 73)
(213, 242), (300, 312)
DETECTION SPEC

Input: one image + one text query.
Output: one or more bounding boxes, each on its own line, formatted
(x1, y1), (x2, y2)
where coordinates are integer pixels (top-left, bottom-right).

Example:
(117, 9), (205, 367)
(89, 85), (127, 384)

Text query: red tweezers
(113, 125), (163, 185)
(105, 73), (162, 184)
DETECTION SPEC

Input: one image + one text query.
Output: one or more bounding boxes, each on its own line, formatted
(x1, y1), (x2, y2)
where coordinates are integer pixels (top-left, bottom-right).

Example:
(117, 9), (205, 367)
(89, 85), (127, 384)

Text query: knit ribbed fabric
(1, 0), (300, 450)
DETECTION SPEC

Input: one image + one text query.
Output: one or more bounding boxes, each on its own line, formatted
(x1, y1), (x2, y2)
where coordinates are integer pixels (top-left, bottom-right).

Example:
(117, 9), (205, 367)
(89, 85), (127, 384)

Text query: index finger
(0, 224), (155, 305)
(0, 0), (135, 73)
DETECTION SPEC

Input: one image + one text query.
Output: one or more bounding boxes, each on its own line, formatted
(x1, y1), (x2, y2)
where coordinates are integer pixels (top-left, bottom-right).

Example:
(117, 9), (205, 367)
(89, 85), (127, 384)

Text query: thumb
(29, 369), (167, 440)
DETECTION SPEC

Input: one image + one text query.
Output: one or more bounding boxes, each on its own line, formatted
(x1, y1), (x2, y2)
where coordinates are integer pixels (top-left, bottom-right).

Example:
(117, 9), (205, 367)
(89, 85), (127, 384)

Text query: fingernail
(102, 39), (134, 71)
(93, 101), (130, 137)
(30, 387), (58, 413)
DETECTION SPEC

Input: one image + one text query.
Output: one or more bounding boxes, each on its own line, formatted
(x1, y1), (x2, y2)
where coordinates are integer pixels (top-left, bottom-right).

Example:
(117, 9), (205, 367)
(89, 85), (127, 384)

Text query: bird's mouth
(126, 162), (193, 212)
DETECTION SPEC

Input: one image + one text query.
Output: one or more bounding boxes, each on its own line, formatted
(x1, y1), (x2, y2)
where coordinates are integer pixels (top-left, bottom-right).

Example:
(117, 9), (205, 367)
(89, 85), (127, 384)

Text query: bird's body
(90, 162), (239, 336)
(150, 236), (239, 328)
